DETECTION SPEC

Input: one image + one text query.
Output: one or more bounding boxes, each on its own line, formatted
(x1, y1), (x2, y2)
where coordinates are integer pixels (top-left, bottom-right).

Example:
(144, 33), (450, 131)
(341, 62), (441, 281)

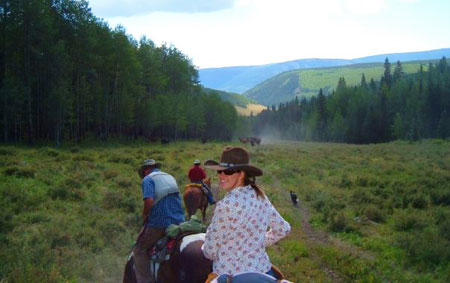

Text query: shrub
(108, 155), (134, 164)
(438, 218), (450, 241)
(72, 154), (94, 162)
(48, 186), (70, 200)
(98, 219), (127, 240)
(0, 207), (13, 238)
(430, 189), (450, 206)
(70, 146), (80, 153)
(40, 147), (59, 157)
(55, 153), (69, 162)
(339, 176), (352, 188)
(312, 191), (332, 212)
(116, 177), (132, 188)
(365, 205), (385, 223)
(328, 213), (349, 232)
(393, 210), (426, 231)
(103, 190), (136, 212)
(0, 147), (16, 155)
(355, 176), (368, 187)
(3, 166), (35, 178)
(396, 230), (450, 267)
(49, 178), (85, 201)
(401, 194), (414, 209)
(154, 155), (165, 161)
(371, 185), (392, 199)
(411, 194), (428, 209)
(351, 188), (373, 204)
(103, 169), (119, 179)
(170, 164), (181, 172)
(280, 240), (308, 260)
(433, 208), (450, 225)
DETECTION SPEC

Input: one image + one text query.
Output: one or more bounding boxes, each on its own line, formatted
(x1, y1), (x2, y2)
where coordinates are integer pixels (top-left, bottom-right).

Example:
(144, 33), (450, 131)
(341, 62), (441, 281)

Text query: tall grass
(1, 139), (449, 282)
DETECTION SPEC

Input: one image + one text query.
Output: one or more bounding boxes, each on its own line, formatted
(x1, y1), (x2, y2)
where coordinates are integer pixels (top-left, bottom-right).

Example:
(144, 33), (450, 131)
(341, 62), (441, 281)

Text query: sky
(88, 0), (450, 69)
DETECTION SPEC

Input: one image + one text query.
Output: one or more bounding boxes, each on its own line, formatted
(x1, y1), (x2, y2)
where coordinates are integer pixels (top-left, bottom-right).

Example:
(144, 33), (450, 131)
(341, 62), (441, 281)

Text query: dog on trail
(290, 191), (298, 206)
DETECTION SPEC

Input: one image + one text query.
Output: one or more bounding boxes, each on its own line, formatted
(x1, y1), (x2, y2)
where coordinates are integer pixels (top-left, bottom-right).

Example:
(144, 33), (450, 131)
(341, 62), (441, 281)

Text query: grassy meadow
(235, 103), (267, 116)
(1, 140), (449, 282)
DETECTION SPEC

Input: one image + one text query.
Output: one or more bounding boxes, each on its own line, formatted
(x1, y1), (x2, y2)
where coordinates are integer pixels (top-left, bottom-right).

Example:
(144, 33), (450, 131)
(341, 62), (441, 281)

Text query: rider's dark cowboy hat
(204, 146), (263, 177)
(137, 159), (161, 179)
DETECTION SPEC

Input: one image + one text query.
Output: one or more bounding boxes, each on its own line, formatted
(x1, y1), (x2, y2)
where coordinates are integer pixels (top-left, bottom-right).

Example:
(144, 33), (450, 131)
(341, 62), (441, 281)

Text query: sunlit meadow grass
(0, 139), (449, 282)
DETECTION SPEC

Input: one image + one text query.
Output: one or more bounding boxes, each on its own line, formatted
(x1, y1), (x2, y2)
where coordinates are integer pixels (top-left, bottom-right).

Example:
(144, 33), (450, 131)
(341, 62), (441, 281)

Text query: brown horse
(239, 137), (249, 144)
(123, 233), (212, 283)
(183, 178), (211, 222)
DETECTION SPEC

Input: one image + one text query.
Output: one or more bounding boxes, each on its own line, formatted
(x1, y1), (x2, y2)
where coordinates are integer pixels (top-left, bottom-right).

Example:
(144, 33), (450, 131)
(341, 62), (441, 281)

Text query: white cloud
(96, 0), (450, 68)
(396, 0), (420, 3)
(344, 0), (388, 14)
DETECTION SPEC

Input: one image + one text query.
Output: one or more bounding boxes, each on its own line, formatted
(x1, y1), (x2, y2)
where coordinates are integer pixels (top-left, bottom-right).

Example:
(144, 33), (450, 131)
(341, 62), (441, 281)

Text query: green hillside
(244, 60), (434, 106)
(203, 87), (257, 107)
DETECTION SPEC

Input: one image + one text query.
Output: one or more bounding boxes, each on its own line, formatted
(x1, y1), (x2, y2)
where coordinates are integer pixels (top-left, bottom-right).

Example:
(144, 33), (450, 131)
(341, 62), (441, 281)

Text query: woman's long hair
(244, 174), (265, 199)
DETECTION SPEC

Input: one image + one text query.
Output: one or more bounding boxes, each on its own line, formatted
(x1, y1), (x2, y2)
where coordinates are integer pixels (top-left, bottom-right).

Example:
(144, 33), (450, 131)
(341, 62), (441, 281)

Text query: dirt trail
(295, 198), (344, 282)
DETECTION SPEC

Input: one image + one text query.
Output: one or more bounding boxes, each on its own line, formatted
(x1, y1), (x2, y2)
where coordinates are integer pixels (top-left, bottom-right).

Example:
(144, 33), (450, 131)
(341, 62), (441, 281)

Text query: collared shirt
(202, 185), (291, 275)
(142, 169), (185, 228)
(188, 165), (207, 182)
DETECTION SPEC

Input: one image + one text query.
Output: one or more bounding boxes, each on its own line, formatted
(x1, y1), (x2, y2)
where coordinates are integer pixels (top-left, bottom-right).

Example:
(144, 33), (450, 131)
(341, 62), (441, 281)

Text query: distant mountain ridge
(199, 48), (450, 94)
(199, 59), (352, 94)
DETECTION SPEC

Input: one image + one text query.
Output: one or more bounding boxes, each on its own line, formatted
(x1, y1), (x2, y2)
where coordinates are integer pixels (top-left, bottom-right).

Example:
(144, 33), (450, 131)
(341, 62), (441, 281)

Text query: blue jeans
(216, 269), (278, 283)
(192, 181), (215, 204)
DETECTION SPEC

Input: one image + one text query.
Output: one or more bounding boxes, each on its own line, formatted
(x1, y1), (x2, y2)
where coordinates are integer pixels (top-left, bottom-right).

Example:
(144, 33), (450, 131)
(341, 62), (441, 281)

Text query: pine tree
(316, 88), (328, 140)
(381, 57), (392, 89)
(360, 73), (368, 89)
(337, 77), (347, 90)
(393, 60), (404, 84)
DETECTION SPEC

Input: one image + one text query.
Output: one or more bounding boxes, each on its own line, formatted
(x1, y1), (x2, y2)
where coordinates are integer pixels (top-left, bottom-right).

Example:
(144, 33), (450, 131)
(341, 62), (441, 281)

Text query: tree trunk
(1, 0), (6, 143)
(24, 5), (33, 144)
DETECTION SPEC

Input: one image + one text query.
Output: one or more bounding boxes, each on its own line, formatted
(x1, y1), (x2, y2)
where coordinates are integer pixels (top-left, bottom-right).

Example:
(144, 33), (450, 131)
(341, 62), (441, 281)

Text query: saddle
(186, 183), (209, 195)
(148, 215), (207, 263)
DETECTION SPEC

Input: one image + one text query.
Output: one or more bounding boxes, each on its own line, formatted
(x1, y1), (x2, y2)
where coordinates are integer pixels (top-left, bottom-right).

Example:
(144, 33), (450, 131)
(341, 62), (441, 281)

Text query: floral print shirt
(202, 185), (291, 275)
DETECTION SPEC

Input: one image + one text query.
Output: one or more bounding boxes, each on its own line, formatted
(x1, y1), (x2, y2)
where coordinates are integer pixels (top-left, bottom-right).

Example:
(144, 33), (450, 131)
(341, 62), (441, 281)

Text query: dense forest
(2, 1), (449, 146)
(0, 0), (237, 145)
(251, 58), (450, 143)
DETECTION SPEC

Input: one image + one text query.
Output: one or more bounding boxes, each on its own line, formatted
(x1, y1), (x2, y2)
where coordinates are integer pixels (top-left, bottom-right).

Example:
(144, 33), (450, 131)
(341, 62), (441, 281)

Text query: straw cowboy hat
(194, 159), (201, 165)
(204, 146), (263, 177)
(137, 159), (161, 179)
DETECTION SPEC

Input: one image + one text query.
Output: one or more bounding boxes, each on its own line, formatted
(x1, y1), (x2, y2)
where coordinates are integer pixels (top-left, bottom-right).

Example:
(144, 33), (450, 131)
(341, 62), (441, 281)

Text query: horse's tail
(123, 254), (137, 283)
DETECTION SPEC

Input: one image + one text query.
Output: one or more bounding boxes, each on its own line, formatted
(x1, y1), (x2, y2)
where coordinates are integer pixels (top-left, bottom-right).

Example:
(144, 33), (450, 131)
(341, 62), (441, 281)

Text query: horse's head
(204, 178), (211, 187)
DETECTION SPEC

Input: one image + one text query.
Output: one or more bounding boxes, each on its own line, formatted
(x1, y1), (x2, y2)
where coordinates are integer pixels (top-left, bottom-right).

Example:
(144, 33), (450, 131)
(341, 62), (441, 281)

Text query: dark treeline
(0, 0), (237, 145)
(251, 58), (450, 143)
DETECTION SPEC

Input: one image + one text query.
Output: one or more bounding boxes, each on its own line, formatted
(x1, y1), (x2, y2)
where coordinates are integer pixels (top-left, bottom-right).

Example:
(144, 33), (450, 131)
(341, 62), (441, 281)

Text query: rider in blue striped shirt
(133, 159), (185, 283)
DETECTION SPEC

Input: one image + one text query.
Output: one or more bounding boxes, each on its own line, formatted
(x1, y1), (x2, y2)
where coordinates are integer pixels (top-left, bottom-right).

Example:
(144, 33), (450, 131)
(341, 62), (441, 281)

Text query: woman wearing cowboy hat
(202, 146), (291, 282)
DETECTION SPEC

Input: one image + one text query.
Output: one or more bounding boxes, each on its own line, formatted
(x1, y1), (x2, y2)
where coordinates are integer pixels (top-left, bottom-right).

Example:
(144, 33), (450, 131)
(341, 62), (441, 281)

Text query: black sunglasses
(217, 169), (241, 175)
